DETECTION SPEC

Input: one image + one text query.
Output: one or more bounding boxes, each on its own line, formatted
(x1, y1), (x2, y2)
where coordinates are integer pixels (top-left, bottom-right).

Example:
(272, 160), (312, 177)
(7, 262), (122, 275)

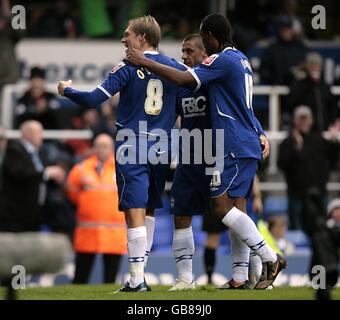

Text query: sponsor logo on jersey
(181, 96), (207, 118)
(202, 54), (219, 66)
(111, 62), (125, 73)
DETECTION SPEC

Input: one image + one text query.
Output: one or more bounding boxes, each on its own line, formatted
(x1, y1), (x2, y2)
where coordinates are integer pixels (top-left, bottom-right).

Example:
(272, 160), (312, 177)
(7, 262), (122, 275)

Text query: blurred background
(0, 0), (339, 288)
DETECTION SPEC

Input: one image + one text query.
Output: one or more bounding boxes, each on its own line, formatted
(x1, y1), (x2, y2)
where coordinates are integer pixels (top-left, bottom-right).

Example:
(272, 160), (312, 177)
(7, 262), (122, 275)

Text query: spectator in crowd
(66, 134), (127, 284)
(278, 106), (340, 230)
(267, 213), (295, 255)
(0, 0), (21, 89)
(43, 150), (76, 241)
(32, 0), (82, 38)
(286, 52), (340, 132)
(15, 67), (61, 130)
(269, 0), (304, 39)
(326, 199), (340, 251)
(303, 192), (339, 300)
(0, 127), (7, 188)
(259, 15), (306, 85)
(0, 120), (65, 232)
(82, 107), (116, 139)
(327, 199), (340, 228)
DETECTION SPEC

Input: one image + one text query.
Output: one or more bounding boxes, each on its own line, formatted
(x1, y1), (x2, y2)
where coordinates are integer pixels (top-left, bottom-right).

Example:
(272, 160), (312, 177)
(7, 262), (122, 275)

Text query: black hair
(30, 67), (46, 80)
(200, 13), (233, 45)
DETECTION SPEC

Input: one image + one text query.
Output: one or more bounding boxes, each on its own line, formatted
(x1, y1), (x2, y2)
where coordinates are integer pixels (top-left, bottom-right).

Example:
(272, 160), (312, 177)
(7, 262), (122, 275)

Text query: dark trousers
(73, 253), (122, 284)
(288, 196), (303, 230)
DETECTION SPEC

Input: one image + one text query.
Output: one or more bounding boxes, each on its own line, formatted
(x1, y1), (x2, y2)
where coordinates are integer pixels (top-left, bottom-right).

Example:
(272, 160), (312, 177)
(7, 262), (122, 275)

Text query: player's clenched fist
(58, 80), (72, 96)
(260, 135), (270, 160)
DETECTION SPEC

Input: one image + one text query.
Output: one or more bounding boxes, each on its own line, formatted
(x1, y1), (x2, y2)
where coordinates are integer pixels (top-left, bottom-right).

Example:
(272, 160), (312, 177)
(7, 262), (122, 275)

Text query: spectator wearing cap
(15, 67), (61, 130)
(286, 52), (340, 132)
(327, 199), (340, 229)
(326, 199), (340, 253)
(278, 105), (340, 230)
(259, 15), (307, 85)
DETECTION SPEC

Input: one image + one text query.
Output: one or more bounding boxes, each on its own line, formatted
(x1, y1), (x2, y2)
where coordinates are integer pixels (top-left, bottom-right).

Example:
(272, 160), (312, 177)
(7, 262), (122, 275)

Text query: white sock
(173, 227), (194, 283)
(230, 230), (250, 283)
(128, 226), (147, 288)
(249, 251), (262, 285)
(144, 216), (155, 268)
(222, 207), (277, 263)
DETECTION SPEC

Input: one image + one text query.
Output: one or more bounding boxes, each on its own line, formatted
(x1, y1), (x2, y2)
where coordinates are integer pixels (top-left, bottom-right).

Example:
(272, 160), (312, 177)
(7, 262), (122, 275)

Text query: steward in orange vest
(66, 134), (127, 283)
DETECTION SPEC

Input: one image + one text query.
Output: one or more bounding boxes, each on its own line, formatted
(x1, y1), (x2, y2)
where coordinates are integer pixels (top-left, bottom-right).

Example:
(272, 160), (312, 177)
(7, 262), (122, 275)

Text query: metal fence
(1, 83), (340, 191)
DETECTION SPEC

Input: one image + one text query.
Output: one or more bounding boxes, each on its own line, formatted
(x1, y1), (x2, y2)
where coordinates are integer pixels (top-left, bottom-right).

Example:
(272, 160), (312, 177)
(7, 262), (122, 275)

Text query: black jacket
(259, 38), (306, 85)
(0, 140), (48, 231)
(286, 76), (339, 132)
(15, 91), (60, 129)
(278, 132), (339, 197)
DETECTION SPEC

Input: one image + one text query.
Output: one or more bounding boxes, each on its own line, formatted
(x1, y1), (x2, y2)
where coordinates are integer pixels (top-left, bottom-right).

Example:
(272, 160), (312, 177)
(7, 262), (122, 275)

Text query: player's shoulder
(222, 47), (252, 68)
(199, 53), (220, 67)
(109, 60), (134, 74)
(220, 47), (243, 59)
(198, 50), (244, 68)
(202, 46), (244, 62)
(151, 53), (188, 71)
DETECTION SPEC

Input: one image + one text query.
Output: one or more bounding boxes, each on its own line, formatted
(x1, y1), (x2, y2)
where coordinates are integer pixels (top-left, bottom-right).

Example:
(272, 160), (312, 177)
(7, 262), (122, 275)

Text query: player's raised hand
(260, 135), (270, 159)
(126, 48), (145, 66)
(58, 80), (72, 96)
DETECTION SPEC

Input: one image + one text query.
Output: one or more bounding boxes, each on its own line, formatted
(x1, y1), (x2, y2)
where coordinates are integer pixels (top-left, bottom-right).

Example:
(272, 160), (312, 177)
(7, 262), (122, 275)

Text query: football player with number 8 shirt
(58, 15), (187, 293)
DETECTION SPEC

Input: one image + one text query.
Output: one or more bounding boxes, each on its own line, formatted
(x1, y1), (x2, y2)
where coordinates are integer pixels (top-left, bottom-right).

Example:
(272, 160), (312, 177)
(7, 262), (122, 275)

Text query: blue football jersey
(98, 51), (186, 138)
(175, 85), (211, 164)
(189, 47), (262, 160)
(176, 85), (211, 131)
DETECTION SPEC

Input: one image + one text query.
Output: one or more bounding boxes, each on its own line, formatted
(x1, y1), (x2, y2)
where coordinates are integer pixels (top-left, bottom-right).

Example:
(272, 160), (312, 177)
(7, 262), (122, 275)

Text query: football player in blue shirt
(58, 15), (186, 292)
(169, 34), (211, 291)
(126, 13), (286, 290)
(170, 34), (267, 291)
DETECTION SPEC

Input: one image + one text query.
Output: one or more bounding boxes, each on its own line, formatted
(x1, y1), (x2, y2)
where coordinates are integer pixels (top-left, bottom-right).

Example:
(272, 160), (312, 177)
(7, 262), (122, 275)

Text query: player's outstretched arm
(58, 80), (109, 108)
(126, 48), (197, 86)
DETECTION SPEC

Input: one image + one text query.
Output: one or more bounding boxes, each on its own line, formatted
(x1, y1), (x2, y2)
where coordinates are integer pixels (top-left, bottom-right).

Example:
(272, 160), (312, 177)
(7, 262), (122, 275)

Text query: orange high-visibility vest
(66, 155), (127, 254)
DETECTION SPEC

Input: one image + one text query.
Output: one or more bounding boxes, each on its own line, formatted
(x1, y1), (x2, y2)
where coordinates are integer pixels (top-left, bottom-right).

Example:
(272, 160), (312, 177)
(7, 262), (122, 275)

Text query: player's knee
(205, 233), (220, 248)
(146, 208), (155, 217)
(174, 216), (192, 229)
(210, 201), (225, 219)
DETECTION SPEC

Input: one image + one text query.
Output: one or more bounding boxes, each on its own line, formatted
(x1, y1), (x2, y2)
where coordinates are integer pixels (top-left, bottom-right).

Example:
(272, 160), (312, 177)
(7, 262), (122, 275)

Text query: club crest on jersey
(111, 62), (125, 73)
(202, 54), (219, 66)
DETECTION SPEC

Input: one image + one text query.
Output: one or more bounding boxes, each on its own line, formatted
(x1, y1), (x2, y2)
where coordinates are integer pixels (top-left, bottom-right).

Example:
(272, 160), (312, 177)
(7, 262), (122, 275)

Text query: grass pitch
(1, 284), (340, 300)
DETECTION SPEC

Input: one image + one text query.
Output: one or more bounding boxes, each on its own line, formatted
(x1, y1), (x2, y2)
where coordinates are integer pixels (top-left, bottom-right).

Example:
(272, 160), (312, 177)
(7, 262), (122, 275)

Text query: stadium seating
(263, 195), (288, 219)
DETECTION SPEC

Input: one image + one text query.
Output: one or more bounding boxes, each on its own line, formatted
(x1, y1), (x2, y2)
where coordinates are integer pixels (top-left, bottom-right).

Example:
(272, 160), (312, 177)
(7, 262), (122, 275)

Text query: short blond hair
(128, 15), (161, 48)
